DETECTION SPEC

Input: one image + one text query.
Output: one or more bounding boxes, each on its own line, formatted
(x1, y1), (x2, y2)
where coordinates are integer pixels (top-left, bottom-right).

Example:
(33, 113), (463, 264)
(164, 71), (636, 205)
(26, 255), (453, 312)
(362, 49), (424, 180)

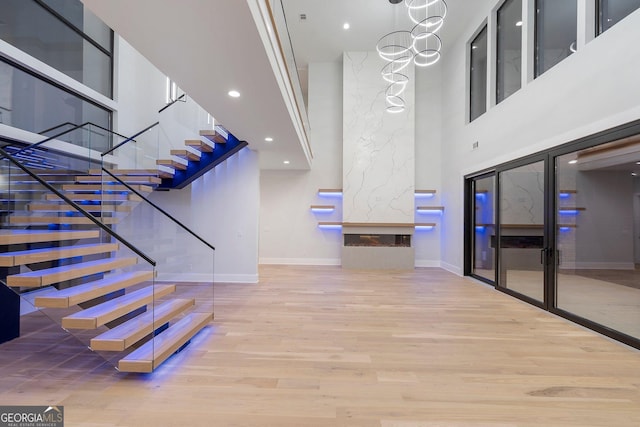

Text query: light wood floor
(1, 265), (640, 426)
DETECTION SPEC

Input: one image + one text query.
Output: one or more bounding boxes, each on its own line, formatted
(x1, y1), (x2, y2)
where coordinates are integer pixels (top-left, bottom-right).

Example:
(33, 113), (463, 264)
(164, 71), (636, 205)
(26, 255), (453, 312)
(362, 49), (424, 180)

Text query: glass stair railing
(0, 133), (214, 373)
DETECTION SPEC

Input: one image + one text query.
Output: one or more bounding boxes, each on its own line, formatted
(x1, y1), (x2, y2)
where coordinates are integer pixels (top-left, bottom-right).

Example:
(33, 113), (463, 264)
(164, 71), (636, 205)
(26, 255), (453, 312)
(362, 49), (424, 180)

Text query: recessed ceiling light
(515, 21), (523, 27)
(265, 137), (273, 142)
(632, 172), (638, 176)
(636, 161), (640, 165)
(228, 90), (240, 98)
(343, 22), (350, 30)
(568, 160), (578, 164)
(283, 160), (290, 165)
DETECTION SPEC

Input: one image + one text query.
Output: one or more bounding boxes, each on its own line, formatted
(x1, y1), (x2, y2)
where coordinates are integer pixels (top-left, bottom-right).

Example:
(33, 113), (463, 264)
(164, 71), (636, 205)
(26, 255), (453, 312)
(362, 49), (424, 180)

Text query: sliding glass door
(497, 158), (548, 304)
(465, 121), (640, 349)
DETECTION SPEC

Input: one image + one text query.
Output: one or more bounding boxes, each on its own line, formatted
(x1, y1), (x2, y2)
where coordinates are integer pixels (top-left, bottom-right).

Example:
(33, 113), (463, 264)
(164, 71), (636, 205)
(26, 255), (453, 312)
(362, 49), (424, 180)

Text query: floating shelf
(310, 205), (335, 212)
(558, 207), (585, 215)
(416, 206), (444, 213)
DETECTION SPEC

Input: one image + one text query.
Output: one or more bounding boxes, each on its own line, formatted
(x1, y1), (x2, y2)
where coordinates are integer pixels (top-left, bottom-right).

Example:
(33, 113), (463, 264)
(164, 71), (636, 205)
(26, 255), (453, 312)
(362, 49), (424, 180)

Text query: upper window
(0, 0), (113, 98)
(598, 0), (640, 34)
(535, 0), (577, 77)
(470, 26), (488, 122)
(497, 0), (523, 103)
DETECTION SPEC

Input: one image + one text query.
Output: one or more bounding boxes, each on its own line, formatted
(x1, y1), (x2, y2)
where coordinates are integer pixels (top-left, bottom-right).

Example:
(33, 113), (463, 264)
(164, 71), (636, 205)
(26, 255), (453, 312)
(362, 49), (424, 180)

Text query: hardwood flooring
(1, 265), (640, 426)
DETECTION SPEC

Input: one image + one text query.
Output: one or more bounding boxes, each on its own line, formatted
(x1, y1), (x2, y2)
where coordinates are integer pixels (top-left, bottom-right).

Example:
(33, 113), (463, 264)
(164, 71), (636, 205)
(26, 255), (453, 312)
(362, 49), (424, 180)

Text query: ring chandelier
(376, 0), (448, 113)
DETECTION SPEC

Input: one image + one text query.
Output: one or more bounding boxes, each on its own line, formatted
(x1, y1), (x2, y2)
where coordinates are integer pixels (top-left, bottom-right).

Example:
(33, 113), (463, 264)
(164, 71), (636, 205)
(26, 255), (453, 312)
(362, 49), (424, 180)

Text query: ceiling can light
(515, 21), (523, 26)
(568, 159), (578, 164)
(265, 137), (273, 142)
(283, 160), (290, 165)
(343, 22), (350, 30)
(228, 90), (240, 98)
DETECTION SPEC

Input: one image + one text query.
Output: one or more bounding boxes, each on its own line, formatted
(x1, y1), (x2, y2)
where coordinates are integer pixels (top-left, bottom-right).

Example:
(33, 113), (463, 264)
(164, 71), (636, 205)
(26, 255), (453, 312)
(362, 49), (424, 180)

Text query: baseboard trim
(415, 260), (440, 268)
(259, 258), (342, 266)
(440, 261), (463, 276)
(157, 273), (259, 283)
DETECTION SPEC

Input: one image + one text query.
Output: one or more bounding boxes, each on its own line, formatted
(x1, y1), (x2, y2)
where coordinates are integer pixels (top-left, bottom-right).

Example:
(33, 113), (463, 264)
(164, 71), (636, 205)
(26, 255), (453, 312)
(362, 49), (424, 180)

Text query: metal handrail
(0, 147), (156, 266)
(12, 122), (134, 156)
(158, 93), (186, 113)
(102, 168), (215, 251)
(101, 121), (159, 157)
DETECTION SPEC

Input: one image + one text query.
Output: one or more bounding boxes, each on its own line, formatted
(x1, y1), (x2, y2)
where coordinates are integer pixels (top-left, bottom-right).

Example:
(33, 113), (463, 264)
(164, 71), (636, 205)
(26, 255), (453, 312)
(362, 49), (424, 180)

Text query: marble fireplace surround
(342, 224), (415, 270)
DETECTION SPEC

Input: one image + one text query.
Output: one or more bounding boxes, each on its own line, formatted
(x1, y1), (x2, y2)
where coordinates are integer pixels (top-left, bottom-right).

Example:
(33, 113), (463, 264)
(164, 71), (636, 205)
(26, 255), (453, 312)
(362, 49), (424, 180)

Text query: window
(0, 58), (112, 152)
(535, 0), (578, 77)
(598, 0), (640, 34)
(469, 26), (488, 122)
(497, 0), (522, 103)
(0, 0), (113, 98)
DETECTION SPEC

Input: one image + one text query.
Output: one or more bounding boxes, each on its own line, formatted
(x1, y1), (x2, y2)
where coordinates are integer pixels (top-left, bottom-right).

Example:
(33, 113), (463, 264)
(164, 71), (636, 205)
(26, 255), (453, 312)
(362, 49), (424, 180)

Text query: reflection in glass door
(555, 143), (640, 341)
(498, 160), (546, 303)
(471, 174), (496, 282)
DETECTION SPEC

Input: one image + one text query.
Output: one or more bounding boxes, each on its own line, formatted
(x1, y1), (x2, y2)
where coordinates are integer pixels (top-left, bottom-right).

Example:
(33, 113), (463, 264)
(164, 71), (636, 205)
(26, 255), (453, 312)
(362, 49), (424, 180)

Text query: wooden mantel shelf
(319, 222), (437, 229)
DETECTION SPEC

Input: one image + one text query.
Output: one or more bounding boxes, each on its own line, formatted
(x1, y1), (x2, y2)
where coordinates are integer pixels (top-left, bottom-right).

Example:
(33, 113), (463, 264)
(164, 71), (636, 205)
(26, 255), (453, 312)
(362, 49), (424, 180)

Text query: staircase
(0, 124), (225, 372)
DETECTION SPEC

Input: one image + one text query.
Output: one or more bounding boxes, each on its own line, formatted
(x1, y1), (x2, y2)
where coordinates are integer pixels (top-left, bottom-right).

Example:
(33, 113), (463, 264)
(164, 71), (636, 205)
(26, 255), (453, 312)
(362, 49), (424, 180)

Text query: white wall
(259, 61), (343, 265)
(147, 148), (260, 283)
(439, 7), (640, 274)
(259, 57), (445, 266)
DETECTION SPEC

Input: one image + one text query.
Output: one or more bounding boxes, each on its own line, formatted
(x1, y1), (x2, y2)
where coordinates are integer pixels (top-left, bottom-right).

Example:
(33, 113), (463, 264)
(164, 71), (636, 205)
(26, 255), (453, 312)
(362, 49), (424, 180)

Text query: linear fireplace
(342, 224), (415, 270)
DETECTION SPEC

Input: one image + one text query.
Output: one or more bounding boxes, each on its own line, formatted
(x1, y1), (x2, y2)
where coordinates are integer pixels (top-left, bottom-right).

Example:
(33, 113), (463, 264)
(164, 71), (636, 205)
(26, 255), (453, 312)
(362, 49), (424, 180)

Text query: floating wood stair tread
(156, 159), (187, 170)
(118, 312), (212, 373)
(62, 184), (153, 193)
(0, 229), (99, 245)
(91, 298), (195, 351)
(9, 215), (119, 225)
(199, 129), (226, 144)
(6, 257), (138, 288)
(0, 243), (118, 267)
(170, 149), (200, 161)
(35, 270), (155, 309)
(46, 193), (142, 202)
(415, 189), (437, 195)
(61, 284), (176, 330)
(76, 176), (162, 185)
(184, 139), (213, 153)
(28, 203), (133, 213)
(88, 169), (159, 176)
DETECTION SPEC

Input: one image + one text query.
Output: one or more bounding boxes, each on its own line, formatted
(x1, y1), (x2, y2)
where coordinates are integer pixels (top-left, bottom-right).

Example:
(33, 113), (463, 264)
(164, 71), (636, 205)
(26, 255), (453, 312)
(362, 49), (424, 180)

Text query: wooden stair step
(34, 270), (155, 308)
(0, 229), (99, 245)
(156, 159), (187, 171)
(118, 312), (212, 373)
(46, 193), (142, 202)
(184, 139), (213, 153)
(199, 129), (227, 144)
(170, 149), (201, 161)
(91, 298), (195, 351)
(88, 169), (159, 176)
(61, 284), (176, 329)
(0, 242), (118, 267)
(6, 257), (138, 288)
(9, 215), (119, 225)
(62, 184), (153, 193)
(76, 176), (161, 185)
(28, 203), (133, 213)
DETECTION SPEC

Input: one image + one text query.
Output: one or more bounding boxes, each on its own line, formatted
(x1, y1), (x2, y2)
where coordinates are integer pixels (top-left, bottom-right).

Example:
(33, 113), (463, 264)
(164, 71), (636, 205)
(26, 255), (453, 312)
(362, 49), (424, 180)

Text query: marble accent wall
(342, 52), (415, 224)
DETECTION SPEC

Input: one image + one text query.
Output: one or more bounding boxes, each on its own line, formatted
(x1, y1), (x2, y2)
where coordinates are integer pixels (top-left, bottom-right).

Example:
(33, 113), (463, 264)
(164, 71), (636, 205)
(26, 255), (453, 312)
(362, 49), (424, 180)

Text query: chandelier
(376, 0), (448, 113)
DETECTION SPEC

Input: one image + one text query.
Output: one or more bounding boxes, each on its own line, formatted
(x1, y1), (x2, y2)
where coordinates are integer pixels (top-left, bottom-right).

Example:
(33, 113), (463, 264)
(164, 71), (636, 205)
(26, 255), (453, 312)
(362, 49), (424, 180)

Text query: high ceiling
(81, 0), (489, 170)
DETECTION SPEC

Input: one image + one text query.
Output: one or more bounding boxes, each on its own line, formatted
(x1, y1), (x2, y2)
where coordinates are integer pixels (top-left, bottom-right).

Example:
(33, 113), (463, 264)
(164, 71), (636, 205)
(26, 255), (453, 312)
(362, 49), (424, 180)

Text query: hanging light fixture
(378, 0), (448, 112)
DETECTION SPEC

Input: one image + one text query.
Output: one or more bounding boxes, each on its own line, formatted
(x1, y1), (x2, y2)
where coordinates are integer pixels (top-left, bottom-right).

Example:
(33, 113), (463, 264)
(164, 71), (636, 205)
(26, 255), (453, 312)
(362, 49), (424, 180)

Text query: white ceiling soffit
(81, 0), (311, 170)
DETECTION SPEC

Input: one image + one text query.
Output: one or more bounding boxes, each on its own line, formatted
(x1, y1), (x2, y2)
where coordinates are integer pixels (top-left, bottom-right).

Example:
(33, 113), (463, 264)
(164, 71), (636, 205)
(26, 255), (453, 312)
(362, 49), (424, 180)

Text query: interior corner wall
(439, 7), (640, 275)
(149, 148), (260, 283)
(259, 61), (343, 265)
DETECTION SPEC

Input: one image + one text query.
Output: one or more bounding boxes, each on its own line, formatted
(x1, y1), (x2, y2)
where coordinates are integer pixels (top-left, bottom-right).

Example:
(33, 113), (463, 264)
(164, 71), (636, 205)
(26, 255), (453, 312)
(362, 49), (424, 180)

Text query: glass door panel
(472, 175), (496, 281)
(498, 160), (546, 302)
(555, 143), (640, 340)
